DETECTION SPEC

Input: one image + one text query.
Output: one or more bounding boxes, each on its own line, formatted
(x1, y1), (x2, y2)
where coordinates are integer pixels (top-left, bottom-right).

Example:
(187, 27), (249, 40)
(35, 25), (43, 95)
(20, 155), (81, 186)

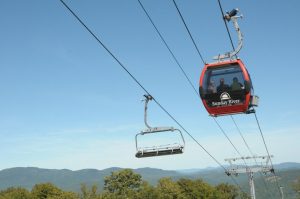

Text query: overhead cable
(213, 117), (248, 166)
(231, 115), (275, 198)
(254, 112), (283, 198)
(138, 0), (247, 193)
(171, 0), (249, 168)
(218, 0), (281, 194)
(216, 0), (236, 52)
(59, 0), (226, 175)
(137, 0), (199, 97)
(172, 1), (278, 196)
(172, 0), (206, 65)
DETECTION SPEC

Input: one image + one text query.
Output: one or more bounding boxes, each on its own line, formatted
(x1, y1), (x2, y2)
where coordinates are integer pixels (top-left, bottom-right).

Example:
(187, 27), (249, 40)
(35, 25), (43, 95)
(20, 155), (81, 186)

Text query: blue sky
(0, 0), (300, 170)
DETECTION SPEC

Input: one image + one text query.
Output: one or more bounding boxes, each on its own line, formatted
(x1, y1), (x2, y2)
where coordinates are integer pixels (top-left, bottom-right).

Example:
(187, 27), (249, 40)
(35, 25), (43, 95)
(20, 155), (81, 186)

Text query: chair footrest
(135, 146), (184, 158)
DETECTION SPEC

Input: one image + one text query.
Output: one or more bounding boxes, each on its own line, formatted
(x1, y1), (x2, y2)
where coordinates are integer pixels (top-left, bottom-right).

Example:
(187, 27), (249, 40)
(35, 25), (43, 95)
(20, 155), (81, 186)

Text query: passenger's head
(220, 78), (225, 84)
(233, 77), (238, 82)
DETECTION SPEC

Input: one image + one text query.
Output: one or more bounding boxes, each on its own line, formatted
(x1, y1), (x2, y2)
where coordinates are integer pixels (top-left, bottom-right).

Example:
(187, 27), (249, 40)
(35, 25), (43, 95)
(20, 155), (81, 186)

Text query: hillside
(1, 163), (300, 198)
(0, 167), (179, 192)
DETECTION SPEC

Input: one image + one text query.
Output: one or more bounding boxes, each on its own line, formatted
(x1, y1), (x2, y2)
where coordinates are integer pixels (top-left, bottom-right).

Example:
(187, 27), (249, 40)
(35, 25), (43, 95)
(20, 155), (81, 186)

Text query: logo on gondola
(211, 92), (240, 107)
(220, 92), (231, 101)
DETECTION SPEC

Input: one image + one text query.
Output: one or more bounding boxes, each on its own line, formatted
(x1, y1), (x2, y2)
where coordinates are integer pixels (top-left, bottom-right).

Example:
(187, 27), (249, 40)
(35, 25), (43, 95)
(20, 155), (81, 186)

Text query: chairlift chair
(135, 95), (185, 158)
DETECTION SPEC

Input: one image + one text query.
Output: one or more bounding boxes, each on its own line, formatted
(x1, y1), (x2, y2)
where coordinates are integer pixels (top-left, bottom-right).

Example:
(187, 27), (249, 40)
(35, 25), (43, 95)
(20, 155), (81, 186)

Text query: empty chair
(135, 95), (185, 158)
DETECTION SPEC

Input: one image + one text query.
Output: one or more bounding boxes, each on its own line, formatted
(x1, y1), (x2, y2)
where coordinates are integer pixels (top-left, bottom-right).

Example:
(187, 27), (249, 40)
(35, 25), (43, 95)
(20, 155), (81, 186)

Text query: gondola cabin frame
(199, 59), (253, 116)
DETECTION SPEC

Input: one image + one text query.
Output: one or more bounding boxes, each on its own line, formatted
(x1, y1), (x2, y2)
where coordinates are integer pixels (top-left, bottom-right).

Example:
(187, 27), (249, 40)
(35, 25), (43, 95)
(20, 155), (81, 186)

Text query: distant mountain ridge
(177, 162), (300, 174)
(1, 162), (300, 198)
(0, 166), (180, 192)
(274, 162), (300, 170)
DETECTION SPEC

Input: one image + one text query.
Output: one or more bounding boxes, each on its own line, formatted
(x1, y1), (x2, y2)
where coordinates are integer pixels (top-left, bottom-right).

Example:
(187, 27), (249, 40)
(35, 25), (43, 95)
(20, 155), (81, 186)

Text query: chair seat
(135, 145), (184, 158)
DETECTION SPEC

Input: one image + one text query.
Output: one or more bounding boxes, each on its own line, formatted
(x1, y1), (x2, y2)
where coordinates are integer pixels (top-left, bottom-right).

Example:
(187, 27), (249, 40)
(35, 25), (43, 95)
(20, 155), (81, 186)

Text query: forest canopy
(0, 169), (250, 199)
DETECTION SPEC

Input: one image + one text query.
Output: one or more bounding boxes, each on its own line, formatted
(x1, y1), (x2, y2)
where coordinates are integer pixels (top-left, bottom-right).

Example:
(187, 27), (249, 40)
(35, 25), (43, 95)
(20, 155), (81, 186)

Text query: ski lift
(135, 95), (185, 158)
(199, 9), (259, 117)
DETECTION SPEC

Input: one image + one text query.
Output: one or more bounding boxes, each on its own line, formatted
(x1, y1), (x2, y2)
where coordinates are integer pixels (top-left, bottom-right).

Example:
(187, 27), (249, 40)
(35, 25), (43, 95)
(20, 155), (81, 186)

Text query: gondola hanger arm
(214, 8), (243, 61)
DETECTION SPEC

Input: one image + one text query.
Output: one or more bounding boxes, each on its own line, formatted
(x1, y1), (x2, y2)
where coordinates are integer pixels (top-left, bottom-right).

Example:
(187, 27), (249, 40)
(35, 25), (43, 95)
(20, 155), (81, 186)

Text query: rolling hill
(1, 162), (299, 198)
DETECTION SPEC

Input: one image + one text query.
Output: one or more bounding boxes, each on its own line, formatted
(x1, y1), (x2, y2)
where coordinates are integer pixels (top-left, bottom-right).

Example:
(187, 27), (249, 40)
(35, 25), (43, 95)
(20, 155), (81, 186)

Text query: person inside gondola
(231, 77), (244, 91)
(217, 78), (229, 93)
(207, 80), (217, 94)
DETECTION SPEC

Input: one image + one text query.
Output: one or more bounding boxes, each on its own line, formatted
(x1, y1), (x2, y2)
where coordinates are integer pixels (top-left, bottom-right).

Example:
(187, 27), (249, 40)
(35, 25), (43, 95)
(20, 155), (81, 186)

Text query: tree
(103, 169), (143, 198)
(215, 183), (239, 199)
(31, 183), (79, 199)
(80, 184), (101, 199)
(293, 177), (300, 199)
(177, 178), (219, 199)
(238, 192), (251, 199)
(0, 187), (30, 199)
(31, 183), (62, 199)
(156, 177), (184, 199)
(135, 181), (159, 199)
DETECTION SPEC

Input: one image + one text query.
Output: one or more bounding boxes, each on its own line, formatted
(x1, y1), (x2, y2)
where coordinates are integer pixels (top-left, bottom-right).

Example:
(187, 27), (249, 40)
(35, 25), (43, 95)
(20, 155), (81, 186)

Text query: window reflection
(202, 64), (246, 107)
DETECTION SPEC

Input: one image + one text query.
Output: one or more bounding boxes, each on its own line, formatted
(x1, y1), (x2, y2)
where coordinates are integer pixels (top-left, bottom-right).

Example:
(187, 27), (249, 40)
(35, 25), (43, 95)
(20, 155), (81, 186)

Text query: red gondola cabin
(199, 59), (257, 116)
